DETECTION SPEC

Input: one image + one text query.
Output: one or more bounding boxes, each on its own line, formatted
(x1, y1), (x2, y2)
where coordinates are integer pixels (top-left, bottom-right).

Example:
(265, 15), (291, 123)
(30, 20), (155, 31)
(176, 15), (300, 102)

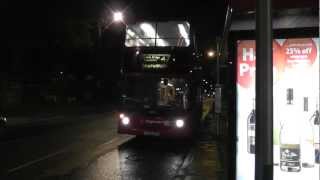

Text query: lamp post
(206, 38), (221, 86)
(207, 39), (222, 137)
(112, 11), (126, 76)
(215, 39), (222, 137)
(216, 39), (220, 85)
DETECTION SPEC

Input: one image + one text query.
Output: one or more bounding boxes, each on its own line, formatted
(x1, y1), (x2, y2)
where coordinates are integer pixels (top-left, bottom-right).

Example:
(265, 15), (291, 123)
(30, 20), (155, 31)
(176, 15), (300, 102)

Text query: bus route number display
(142, 54), (171, 69)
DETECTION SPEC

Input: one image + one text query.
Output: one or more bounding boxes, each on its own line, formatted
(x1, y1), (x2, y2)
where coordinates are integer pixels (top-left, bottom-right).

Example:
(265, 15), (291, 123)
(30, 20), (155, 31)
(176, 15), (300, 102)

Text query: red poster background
(237, 40), (284, 88)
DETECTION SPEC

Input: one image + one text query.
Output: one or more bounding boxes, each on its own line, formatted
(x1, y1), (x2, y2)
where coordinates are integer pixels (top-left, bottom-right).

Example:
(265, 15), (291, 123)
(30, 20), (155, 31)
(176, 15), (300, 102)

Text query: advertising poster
(236, 38), (320, 180)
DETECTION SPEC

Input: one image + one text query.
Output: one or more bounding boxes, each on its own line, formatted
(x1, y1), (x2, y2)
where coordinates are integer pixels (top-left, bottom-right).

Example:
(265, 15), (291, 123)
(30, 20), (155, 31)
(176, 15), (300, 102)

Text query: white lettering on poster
(239, 63), (255, 77)
(240, 48), (256, 77)
(243, 48), (256, 61)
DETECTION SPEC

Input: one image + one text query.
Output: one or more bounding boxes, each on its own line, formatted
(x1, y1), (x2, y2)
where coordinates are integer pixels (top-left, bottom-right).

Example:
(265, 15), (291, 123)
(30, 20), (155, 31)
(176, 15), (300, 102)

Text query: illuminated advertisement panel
(236, 38), (320, 180)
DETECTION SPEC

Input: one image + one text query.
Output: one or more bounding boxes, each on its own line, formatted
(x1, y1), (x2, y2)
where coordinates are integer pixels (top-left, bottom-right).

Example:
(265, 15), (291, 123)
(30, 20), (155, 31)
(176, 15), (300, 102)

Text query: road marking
(7, 148), (69, 174)
(6, 135), (133, 174)
(44, 115), (65, 120)
(42, 135), (134, 177)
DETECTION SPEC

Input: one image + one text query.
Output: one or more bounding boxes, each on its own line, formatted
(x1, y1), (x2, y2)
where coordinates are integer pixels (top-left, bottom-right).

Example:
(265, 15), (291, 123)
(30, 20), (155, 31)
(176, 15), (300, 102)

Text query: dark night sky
(5, 0), (318, 101)
(8, 0), (227, 47)
(14, 0), (314, 82)
(5, 0), (318, 98)
(6, 0), (228, 82)
(8, 0), (318, 47)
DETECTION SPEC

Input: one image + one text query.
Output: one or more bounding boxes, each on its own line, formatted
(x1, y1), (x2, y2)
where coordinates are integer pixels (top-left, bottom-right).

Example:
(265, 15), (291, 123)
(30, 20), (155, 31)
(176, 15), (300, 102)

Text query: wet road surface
(61, 138), (193, 180)
(0, 111), (195, 180)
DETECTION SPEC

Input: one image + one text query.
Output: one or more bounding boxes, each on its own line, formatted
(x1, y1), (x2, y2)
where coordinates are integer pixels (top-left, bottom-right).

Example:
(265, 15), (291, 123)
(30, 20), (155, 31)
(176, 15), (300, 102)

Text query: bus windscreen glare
(125, 21), (191, 47)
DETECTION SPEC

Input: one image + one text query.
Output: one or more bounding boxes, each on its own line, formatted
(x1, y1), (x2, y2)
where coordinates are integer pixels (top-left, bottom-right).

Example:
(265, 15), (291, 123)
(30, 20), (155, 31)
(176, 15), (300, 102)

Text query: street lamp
(207, 50), (215, 58)
(113, 11), (124, 23)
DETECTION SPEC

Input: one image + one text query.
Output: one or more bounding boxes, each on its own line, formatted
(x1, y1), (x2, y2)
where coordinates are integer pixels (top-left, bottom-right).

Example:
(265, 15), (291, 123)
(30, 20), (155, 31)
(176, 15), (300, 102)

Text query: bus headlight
(121, 116), (130, 126)
(119, 113), (125, 119)
(175, 119), (184, 128)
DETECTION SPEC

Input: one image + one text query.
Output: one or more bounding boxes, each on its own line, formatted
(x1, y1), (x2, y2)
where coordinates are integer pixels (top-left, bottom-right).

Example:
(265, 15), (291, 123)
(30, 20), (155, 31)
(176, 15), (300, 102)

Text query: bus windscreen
(125, 21), (190, 47)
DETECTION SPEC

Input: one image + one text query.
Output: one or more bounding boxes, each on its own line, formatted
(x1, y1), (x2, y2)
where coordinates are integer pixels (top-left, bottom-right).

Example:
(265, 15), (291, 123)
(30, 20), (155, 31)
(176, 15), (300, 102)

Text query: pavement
(175, 139), (224, 180)
(172, 112), (227, 180)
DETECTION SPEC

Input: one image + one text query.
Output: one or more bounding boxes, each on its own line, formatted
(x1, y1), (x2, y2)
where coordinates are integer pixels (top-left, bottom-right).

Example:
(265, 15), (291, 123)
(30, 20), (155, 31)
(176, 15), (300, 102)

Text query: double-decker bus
(117, 21), (202, 138)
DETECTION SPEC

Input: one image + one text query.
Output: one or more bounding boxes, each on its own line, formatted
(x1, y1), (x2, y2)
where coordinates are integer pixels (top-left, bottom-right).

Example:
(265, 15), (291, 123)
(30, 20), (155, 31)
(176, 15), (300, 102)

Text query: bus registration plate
(144, 131), (160, 136)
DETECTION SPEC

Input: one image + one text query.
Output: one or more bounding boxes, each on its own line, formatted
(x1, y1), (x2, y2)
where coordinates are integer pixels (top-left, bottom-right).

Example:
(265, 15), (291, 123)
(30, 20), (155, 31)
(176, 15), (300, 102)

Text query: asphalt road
(0, 111), (194, 180)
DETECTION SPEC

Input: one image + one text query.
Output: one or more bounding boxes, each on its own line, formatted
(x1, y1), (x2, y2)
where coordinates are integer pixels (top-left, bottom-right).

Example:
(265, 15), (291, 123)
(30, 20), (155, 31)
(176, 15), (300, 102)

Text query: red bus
(117, 21), (202, 138)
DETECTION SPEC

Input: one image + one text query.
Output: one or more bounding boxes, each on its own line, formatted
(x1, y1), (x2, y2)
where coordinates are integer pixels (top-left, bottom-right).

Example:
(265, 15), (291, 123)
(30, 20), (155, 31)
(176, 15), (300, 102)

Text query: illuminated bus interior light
(138, 39), (146, 45)
(140, 23), (156, 38)
(126, 21), (191, 47)
(156, 38), (168, 47)
(127, 29), (136, 37)
(178, 24), (190, 46)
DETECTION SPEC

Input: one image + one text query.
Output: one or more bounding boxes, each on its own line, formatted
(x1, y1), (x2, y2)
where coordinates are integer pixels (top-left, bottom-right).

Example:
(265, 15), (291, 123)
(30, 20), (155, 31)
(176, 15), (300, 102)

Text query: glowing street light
(113, 11), (124, 22)
(207, 50), (215, 58)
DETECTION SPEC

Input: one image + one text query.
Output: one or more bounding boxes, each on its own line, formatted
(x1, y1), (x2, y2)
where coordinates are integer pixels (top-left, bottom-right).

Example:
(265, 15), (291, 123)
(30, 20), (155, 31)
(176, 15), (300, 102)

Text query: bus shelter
(227, 6), (319, 180)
